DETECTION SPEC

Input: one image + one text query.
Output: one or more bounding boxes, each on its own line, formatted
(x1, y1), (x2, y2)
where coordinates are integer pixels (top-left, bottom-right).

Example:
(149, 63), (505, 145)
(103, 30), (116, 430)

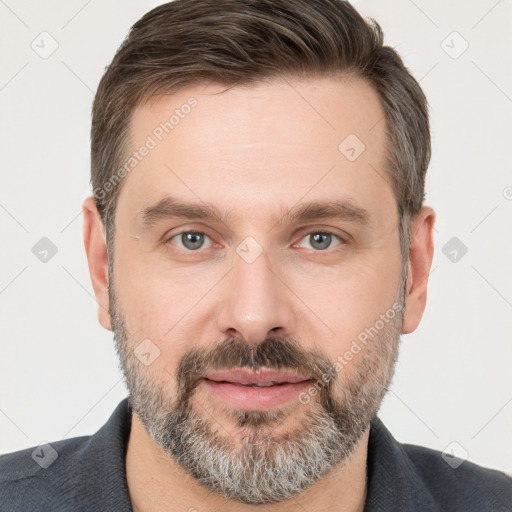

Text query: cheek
(288, 246), (401, 356)
(112, 246), (219, 378)
(112, 239), (206, 332)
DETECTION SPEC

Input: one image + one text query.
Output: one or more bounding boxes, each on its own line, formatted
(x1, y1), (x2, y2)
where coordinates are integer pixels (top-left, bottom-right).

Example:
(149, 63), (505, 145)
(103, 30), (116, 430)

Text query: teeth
(239, 381), (281, 387)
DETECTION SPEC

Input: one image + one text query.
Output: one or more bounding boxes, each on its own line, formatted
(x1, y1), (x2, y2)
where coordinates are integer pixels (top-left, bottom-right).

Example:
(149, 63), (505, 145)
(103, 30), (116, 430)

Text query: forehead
(116, 76), (394, 228)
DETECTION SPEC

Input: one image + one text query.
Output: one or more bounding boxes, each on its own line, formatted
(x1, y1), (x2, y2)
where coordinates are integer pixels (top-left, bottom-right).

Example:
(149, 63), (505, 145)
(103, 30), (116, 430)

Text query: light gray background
(1, 0), (511, 474)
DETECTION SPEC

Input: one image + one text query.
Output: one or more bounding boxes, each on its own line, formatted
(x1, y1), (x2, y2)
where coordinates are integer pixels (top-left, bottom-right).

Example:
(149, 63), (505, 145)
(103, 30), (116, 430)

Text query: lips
(203, 368), (312, 387)
(201, 369), (314, 410)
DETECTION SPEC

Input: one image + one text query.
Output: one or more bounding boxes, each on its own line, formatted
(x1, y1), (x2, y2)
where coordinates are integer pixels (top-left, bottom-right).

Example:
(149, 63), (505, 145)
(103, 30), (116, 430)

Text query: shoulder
(0, 435), (92, 509)
(367, 417), (512, 511)
(0, 399), (133, 511)
(403, 442), (512, 511)
(0, 435), (91, 482)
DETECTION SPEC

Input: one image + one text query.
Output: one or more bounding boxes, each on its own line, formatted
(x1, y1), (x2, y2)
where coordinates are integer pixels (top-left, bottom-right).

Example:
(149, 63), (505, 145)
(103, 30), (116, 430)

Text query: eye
(296, 232), (343, 251)
(168, 231), (212, 251)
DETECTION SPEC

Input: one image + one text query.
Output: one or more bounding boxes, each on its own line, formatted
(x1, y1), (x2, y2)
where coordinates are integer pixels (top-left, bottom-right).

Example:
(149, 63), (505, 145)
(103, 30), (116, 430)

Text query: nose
(216, 245), (297, 345)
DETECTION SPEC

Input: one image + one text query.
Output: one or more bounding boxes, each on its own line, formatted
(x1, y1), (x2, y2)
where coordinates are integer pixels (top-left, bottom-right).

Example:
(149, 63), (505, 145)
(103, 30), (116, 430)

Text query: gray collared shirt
(1, 398), (511, 511)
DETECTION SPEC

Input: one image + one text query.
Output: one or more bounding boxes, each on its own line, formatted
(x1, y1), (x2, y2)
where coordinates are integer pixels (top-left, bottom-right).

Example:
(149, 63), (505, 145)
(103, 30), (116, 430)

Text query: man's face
(108, 76), (404, 504)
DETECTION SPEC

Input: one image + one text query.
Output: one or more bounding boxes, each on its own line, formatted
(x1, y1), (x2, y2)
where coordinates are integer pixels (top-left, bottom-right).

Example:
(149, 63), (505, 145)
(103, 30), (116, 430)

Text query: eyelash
(165, 230), (346, 253)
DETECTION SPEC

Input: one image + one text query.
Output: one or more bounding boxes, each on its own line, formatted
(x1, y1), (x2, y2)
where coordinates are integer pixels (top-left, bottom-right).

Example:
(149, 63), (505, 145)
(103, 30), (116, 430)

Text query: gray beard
(109, 278), (403, 505)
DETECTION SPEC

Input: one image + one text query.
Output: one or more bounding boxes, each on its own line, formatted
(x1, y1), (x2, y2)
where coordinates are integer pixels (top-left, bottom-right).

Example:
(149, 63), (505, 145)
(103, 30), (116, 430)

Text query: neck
(126, 413), (369, 512)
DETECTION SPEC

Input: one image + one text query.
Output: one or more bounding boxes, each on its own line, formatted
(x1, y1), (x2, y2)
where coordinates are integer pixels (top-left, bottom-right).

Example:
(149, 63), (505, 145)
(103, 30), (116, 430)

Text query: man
(0, 0), (510, 510)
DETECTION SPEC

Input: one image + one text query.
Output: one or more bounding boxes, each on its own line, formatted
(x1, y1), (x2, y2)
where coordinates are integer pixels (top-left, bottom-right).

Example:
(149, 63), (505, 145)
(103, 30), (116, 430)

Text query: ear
(82, 196), (112, 331)
(402, 206), (436, 334)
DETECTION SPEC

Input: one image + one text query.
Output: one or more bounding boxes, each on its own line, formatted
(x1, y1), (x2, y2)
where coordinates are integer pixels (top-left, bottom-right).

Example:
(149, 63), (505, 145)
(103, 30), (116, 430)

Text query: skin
(83, 76), (435, 512)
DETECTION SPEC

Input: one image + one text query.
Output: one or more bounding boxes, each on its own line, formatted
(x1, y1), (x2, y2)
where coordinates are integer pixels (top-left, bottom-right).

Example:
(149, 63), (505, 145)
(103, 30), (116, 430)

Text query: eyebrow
(138, 195), (370, 228)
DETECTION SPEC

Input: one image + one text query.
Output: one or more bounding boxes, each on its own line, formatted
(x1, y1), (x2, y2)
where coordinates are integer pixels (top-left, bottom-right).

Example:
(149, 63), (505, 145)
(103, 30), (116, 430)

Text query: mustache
(174, 336), (337, 399)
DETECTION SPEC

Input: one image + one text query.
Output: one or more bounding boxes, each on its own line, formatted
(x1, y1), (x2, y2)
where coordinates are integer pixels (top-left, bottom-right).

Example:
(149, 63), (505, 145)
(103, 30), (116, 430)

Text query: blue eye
(167, 230), (344, 253)
(297, 232), (342, 251)
(169, 231), (212, 251)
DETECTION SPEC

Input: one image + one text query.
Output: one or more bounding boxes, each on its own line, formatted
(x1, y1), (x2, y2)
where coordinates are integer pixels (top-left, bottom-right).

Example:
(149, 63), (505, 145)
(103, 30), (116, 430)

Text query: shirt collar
(364, 415), (440, 511)
(77, 398), (134, 510)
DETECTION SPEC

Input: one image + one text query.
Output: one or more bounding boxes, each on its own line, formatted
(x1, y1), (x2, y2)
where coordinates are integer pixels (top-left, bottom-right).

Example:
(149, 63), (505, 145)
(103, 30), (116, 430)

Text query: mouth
(204, 368), (312, 385)
(206, 381), (293, 387)
(201, 369), (314, 410)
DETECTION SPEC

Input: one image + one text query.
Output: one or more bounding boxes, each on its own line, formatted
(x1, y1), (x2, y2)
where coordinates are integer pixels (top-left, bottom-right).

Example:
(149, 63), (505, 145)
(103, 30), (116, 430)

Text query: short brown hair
(91, 0), (430, 255)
